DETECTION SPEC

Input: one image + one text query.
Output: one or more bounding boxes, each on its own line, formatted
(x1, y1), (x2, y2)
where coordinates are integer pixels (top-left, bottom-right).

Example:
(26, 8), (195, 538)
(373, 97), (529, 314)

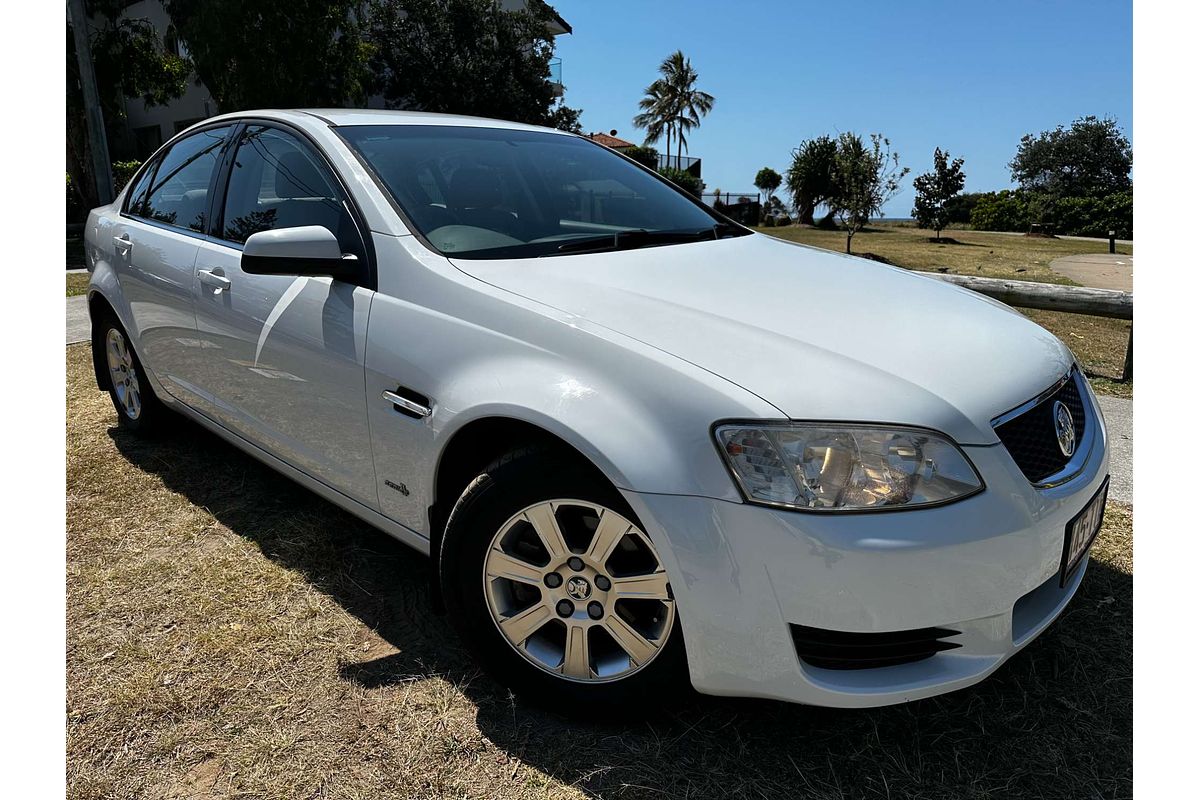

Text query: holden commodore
(83, 109), (1109, 711)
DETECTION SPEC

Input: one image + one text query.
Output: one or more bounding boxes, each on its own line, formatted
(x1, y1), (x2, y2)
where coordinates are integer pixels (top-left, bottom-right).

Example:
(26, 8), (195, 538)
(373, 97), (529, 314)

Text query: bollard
(1109, 230), (1116, 254)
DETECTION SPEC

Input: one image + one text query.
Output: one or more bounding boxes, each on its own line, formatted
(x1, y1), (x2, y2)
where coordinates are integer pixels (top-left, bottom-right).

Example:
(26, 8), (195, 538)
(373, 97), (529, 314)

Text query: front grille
(790, 624), (962, 670)
(994, 373), (1088, 484)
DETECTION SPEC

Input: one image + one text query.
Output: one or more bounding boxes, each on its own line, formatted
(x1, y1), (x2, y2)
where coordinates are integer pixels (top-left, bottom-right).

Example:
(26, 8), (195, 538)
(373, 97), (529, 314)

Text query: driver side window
(219, 126), (365, 259)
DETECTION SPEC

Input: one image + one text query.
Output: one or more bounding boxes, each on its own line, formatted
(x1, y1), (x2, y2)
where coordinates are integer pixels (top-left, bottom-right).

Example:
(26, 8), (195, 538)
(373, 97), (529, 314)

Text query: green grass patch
(67, 273), (89, 297)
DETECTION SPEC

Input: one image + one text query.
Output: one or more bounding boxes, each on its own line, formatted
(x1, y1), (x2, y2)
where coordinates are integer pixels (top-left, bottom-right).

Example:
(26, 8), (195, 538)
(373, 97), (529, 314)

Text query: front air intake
(790, 624), (962, 670)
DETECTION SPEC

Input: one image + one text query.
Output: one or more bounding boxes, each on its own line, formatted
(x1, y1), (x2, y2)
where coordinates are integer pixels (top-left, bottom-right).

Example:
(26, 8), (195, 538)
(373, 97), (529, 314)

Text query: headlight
(715, 423), (983, 511)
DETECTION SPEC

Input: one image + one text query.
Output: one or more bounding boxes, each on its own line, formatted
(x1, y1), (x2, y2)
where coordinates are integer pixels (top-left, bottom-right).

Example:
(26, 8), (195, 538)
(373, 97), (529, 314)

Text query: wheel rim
(105, 328), (142, 420)
(483, 499), (675, 683)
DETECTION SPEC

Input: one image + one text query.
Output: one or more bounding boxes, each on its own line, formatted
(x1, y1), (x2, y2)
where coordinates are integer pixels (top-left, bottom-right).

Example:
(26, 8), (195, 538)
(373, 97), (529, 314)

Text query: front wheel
(440, 448), (687, 714)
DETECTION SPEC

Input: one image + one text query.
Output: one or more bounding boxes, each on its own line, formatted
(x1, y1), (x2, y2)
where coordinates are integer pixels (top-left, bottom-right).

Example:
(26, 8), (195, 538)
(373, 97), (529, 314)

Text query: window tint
(139, 126), (232, 232)
(337, 125), (741, 259)
(123, 160), (157, 216)
(220, 126), (363, 258)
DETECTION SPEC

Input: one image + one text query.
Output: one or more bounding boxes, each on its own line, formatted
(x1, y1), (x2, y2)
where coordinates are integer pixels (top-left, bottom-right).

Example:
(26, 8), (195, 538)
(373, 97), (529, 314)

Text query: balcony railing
(549, 58), (562, 86)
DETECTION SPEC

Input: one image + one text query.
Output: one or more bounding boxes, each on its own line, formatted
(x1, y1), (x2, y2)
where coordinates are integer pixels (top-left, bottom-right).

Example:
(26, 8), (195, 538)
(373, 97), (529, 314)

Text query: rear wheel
(96, 315), (165, 433)
(440, 448), (687, 713)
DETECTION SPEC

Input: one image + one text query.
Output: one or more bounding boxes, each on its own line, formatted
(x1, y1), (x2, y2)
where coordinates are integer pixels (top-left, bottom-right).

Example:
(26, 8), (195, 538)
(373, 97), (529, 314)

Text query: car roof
(199, 108), (572, 136)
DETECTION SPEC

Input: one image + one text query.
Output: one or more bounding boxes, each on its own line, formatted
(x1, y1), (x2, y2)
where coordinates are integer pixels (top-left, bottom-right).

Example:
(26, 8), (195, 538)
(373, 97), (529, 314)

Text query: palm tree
(633, 79), (671, 166)
(633, 51), (715, 170)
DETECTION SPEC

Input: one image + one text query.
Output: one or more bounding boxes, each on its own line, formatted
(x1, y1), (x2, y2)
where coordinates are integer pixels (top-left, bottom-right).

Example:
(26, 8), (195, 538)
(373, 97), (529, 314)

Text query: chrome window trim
(991, 368), (1096, 489)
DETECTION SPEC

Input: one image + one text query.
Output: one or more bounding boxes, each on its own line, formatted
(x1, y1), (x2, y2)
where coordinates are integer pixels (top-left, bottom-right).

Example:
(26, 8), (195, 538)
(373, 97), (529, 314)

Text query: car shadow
(108, 414), (1131, 799)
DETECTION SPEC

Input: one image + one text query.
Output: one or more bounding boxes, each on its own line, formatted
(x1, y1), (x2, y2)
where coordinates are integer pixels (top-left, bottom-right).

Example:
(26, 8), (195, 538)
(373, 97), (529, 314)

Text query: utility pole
(68, 0), (114, 205)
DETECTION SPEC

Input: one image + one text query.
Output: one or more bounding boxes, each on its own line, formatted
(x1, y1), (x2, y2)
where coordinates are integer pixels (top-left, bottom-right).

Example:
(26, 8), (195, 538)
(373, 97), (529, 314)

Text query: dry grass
(67, 273), (90, 297)
(66, 344), (1132, 799)
(758, 225), (1133, 394)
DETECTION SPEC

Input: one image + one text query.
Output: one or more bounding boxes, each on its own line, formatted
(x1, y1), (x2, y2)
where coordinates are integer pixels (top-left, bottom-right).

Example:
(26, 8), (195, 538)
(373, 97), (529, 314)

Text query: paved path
(1098, 395), (1132, 504)
(1050, 253), (1133, 291)
(67, 295), (89, 345)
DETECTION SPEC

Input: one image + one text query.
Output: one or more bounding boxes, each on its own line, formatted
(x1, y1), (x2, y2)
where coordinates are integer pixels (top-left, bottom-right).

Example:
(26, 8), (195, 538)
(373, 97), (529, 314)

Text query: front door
(187, 124), (378, 508)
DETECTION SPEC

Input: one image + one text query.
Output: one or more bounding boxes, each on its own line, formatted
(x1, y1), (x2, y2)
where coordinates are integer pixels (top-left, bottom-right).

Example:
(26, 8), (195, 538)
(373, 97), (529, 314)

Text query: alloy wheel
(106, 328), (142, 420)
(482, 499), (675, 683)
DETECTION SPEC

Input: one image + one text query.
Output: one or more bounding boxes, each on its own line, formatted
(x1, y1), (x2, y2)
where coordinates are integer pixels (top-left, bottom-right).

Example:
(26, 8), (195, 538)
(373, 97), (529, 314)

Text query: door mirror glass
(241, 226), (360, 280)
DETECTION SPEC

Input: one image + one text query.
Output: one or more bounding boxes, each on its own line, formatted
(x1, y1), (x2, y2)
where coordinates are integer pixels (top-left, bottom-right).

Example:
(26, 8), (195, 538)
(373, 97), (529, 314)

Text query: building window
(163, 26), (189, 59)
(133, 125), (163, 160)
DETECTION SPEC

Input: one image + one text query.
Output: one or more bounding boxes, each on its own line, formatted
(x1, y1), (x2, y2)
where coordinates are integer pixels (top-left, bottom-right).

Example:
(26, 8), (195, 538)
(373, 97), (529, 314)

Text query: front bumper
(621, 416), (1109, 708)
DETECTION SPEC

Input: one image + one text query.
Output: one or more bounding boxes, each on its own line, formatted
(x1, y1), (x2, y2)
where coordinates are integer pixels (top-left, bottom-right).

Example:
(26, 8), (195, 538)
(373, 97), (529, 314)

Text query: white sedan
(84, 109), (1109, 711)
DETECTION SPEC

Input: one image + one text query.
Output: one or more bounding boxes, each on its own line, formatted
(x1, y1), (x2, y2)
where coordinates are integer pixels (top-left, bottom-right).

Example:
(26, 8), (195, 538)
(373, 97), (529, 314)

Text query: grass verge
(67, 273), (89, 297)
(67, 345), (1131, 799)
(758, 225), (1133, 395)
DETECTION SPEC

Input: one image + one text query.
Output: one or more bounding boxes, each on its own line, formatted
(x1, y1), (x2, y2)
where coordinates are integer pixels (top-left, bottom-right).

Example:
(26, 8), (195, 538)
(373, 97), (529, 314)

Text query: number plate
(1060, 476), (1109, 586)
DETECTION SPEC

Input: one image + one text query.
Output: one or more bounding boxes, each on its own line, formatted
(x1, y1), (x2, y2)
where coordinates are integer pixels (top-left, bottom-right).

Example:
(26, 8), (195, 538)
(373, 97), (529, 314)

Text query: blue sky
(552, 0), (1132, 216)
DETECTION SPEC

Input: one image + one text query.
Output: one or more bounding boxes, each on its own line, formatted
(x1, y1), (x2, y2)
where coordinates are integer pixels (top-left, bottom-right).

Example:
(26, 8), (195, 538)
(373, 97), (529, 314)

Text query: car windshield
(336, 124), (748, 259)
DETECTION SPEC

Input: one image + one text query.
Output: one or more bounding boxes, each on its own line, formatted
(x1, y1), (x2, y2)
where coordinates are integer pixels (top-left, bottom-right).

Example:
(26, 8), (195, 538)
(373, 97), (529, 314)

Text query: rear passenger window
(220, 126), (363, 258)
(123, 161), (157, 216)
(139, 126), (232, 232)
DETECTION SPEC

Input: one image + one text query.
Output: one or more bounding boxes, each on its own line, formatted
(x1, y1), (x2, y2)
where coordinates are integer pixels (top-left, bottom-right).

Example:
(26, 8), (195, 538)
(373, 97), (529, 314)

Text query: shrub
(966, 188), (1132, 238)
(622, 145), (659, 171)
(969, 190), (1032, 232)
(66, 161), (145, 222)
(943, 192), (985, 225)
(658, 166), (703, 197)
(112, 160), (143, 193)
(1043, 192), (1132, 239)
(762, 215), (775, 227)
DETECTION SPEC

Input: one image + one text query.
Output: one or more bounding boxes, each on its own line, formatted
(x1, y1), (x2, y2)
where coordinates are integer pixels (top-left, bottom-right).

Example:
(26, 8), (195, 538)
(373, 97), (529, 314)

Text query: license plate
(1060, 476), (1109, 586)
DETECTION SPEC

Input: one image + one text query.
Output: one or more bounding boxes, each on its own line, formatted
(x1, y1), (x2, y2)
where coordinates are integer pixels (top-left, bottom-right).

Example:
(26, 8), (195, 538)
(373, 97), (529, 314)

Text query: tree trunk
(797, 196), (816, 226)
(66, 111), (99, 218)
(845, 232), (852, 254)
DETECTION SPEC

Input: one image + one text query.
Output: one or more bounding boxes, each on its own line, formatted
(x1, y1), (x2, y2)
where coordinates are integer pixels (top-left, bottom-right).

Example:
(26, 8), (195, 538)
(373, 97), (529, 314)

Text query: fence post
(1122, 325), (1133, 382)
(1109, 230), (1116, 254)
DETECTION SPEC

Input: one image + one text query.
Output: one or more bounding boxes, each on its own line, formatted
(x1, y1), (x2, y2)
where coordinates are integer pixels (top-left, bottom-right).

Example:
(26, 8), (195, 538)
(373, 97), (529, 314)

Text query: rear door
(115, 125), (234, 395)
(186, 123), (378, 507)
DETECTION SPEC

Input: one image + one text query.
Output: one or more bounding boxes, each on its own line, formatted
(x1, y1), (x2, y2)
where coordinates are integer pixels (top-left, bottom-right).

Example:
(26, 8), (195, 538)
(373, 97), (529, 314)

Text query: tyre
(440, 447), (687, 714)
(95, 313), (165, 433)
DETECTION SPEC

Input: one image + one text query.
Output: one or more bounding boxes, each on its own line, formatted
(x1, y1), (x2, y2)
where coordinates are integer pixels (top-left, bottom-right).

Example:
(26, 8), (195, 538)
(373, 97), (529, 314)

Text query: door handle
(382, 389), (432, 418)
(113, 234), (132, 252)
(197, 269), (232, 291)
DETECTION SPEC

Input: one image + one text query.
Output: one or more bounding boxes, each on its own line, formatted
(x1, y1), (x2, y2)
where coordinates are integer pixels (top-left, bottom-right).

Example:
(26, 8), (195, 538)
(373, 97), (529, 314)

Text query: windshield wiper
(553, 228), (720, 255)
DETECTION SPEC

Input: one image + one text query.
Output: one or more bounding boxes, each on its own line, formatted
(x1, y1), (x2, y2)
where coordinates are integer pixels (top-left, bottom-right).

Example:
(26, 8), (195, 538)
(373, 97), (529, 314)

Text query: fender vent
(791, 624), (962, 670)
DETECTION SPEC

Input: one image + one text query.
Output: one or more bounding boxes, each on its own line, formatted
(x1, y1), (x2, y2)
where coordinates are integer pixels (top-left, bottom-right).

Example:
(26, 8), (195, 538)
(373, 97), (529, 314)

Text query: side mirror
(241, 226), (360, 281)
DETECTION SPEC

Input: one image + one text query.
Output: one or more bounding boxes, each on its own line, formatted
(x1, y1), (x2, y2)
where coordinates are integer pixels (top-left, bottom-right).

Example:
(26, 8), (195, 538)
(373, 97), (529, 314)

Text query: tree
(911, 148), (966, 242)
(165, 1), (371, 111)
(1010, 115), (1132, 199)
(785, 136), (838, 226)
(830, 133), (909, 254)
(632, 51), (714, 170)
(67, 1), (190, 211)
(365, 0), (580, 127)
(633, 79), (672, 166)
(754, 167), (782, 205)
(546, 103), (583, 134)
